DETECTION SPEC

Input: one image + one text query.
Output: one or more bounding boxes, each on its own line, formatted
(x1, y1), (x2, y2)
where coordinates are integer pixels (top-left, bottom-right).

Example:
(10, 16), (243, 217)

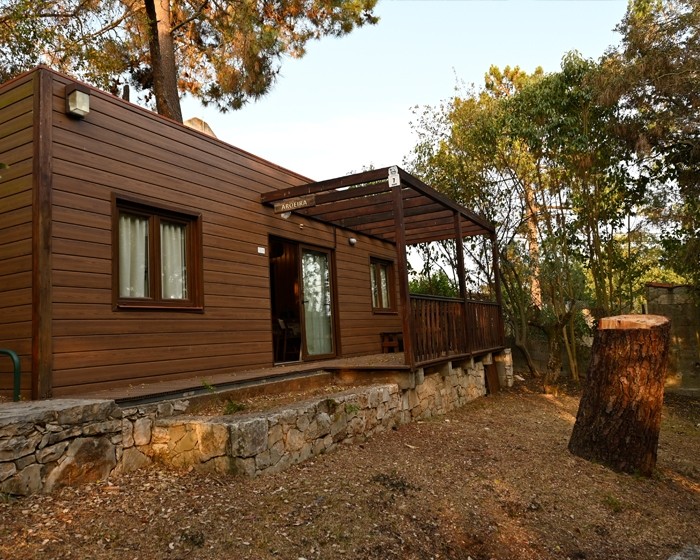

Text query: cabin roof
(261, 166), (494, 245)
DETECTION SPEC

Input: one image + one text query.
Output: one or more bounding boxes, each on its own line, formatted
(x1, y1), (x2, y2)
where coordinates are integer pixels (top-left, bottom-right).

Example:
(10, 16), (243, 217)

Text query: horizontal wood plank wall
(0, 73), (34, 398)
(45, 69), (400, 396)
(334, 230), (402, 356)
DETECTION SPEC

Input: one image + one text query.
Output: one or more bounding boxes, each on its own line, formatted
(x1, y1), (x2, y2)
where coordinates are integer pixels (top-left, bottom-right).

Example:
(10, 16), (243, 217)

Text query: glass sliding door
(301, 247), (335, 357)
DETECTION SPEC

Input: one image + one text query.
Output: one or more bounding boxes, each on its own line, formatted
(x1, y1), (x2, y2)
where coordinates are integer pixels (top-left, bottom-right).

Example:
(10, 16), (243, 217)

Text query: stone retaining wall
(0, 398), (188, 495)
(0, 358), (487, 495)
(145, 359), (486, 477)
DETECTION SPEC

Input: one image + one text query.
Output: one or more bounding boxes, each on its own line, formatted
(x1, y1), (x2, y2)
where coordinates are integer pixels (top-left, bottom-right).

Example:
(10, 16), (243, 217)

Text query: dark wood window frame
(369, 257), (396, 313)
(112, 194), (204, 311)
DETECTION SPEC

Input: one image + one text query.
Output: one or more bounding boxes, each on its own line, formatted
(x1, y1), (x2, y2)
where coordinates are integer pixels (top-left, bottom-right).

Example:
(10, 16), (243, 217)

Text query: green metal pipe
(0, 349), (21, 401)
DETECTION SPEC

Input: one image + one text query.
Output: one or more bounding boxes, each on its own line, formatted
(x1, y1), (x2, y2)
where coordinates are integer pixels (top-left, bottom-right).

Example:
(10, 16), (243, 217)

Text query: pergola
(261, 166), (504, 368)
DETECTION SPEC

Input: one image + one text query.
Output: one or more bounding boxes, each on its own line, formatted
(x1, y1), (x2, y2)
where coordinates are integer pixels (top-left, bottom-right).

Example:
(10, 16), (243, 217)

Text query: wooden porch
(74, 343), (502, 405)
(262, 166), (506, 371)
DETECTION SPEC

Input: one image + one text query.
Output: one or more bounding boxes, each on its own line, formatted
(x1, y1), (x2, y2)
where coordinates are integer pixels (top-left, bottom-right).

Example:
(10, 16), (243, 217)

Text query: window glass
(160, 220), (188, 300)
(370, 264), (379, 308)
(370, 259), (393, 310)
(118, 213), (149, 298)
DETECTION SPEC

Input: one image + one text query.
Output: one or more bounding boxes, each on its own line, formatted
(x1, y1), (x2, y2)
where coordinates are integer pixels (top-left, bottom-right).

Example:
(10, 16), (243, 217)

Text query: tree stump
(568, 314), (671, 476)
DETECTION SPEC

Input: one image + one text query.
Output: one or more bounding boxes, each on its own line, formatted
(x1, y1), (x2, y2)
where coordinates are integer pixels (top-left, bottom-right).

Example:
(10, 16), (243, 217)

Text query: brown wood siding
(0, 74), (34, 399)
(334, 230), (402, 356)
(33, 68), (400, 396)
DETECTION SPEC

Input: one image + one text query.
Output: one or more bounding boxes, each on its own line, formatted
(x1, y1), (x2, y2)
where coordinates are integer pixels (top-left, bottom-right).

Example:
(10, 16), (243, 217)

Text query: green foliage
(345, 403), (360, 415)
(602, 493), (624, 514)
(409, 269), (459, 298)
(201, 379), (216, 393)
(223, 399), (246, 415)
(407, 47), (689, 380)
(0, 0), (378, 119)
(609, 0), (700, 290)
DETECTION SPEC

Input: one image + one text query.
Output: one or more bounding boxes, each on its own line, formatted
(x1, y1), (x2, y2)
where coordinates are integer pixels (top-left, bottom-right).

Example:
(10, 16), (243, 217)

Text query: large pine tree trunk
(568, 315), (671, 476)
(144, 0), (183, 122)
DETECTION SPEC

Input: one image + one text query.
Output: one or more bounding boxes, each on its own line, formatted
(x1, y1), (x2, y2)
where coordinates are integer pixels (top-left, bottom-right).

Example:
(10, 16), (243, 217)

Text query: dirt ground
(1, 379), (698, 560)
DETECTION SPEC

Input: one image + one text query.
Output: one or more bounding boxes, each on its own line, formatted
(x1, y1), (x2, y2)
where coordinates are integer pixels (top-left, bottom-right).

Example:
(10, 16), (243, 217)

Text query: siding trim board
(31, 69), (53, 399)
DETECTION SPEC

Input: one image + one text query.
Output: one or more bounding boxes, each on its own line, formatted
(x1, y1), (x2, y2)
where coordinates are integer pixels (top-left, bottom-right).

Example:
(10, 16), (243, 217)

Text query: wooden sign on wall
(274, 194), (316, 214)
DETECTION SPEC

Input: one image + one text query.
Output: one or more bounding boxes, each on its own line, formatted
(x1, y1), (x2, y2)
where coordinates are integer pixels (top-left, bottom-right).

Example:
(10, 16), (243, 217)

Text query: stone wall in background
(0, 356), (490, 496)
(646, 284), (700, 391)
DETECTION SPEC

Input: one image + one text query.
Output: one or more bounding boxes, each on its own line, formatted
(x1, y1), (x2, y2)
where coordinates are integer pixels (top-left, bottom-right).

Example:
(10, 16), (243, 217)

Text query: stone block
(196, 422), (228, 462)
(82, 420), (122, 436)
(43, 437), (116, 493)
(0, 463), (41, 496)
(231, 457), (256, 477)
(122, 419), (134, 447)
(299, 442), (313, 462)
(157, 402), (174, 417)
(268, 423), (283, 447)
(36, 441), (70, 464)
(150, 426), (171, 445)
(55, 400), (116, 425)
(255, 450), (273, 470)
(200, 455), (233, 475)
(230, 418), (268, 458)
(133, 418), (153, 446)
(46, 426), (83, 446)
(0, 421), (35, 439)
(285, 428), (305, 453)
(296, 414), (310, 432)
(171, 426), (198, 457)
(269, 440), (285, 466)
(0, 462), (16, 482)
(114, 446), (151, 474)
(0, 432), (42, 462)
(279, 408), (298, 425)
(172, 400), (189, 413)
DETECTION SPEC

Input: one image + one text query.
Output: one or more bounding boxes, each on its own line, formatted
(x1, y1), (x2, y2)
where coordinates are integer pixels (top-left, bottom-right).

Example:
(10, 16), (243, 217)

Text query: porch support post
(393, 181), (414, 369)
(454, 212), (471, 354)
(491, 232), (505, 345)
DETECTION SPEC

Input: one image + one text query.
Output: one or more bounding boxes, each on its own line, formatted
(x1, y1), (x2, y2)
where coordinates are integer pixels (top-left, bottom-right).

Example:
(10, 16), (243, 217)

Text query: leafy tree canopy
(0, 0), (378, 121)
(607, 0), (699, 289)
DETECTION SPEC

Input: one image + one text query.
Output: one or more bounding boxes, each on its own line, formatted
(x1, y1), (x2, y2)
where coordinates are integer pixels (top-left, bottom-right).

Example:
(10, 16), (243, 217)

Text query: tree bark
(568, 314), (671, 476)
(144, 0), (183, 122)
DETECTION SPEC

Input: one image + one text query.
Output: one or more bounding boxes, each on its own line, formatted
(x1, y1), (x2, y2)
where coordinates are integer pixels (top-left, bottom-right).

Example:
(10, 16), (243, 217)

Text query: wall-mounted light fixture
(348, 237), (357, 246)
(280, 211), (292, 220)
(65, 83), (90, 118)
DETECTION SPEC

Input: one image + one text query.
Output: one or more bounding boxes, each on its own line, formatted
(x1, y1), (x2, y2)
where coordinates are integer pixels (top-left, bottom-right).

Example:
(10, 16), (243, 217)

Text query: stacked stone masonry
(0, 359), (487, 495)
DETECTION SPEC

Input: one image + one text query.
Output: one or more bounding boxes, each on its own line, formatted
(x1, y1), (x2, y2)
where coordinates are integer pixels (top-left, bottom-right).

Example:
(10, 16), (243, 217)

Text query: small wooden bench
(380, 332), (403, 353)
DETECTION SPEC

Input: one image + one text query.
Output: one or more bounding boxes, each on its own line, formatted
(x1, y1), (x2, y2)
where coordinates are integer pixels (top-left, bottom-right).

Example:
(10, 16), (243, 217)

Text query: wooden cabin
(0, 66), (505, 400)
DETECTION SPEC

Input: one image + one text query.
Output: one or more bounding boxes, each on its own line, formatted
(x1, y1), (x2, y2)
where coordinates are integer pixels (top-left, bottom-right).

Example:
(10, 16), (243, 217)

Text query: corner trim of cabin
(31, 69), (54, 399)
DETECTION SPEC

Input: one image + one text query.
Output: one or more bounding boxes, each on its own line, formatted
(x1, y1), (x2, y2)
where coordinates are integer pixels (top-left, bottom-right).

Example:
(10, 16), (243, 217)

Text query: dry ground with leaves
(0, 379), (698, 560)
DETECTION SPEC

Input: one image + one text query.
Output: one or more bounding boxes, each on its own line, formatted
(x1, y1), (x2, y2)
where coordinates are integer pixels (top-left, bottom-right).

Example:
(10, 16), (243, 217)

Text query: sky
(182, 0), (629, 181)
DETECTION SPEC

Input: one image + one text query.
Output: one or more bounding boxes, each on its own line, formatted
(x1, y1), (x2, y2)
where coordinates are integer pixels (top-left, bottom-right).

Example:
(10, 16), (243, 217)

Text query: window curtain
(370, 264), (379, 308)
(379, 264), (390, 308)
(160, 221), (188, 300)
(119, 213), (149, 297)
(302, 250), (332, 355)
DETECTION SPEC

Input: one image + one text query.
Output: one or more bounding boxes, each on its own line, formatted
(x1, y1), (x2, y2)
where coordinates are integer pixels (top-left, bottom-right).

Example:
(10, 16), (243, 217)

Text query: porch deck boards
(72, 353), (410, 404)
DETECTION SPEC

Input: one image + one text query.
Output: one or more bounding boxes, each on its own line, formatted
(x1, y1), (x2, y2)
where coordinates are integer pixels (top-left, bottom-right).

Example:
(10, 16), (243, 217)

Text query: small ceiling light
(65, 83), (90, 118)
(280, 211), (292, 220)
(348, 237), (357, 246)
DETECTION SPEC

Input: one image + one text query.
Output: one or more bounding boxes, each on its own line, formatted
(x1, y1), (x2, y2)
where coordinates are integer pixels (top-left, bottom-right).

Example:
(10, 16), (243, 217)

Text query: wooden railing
(409, 294), (504, 365)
